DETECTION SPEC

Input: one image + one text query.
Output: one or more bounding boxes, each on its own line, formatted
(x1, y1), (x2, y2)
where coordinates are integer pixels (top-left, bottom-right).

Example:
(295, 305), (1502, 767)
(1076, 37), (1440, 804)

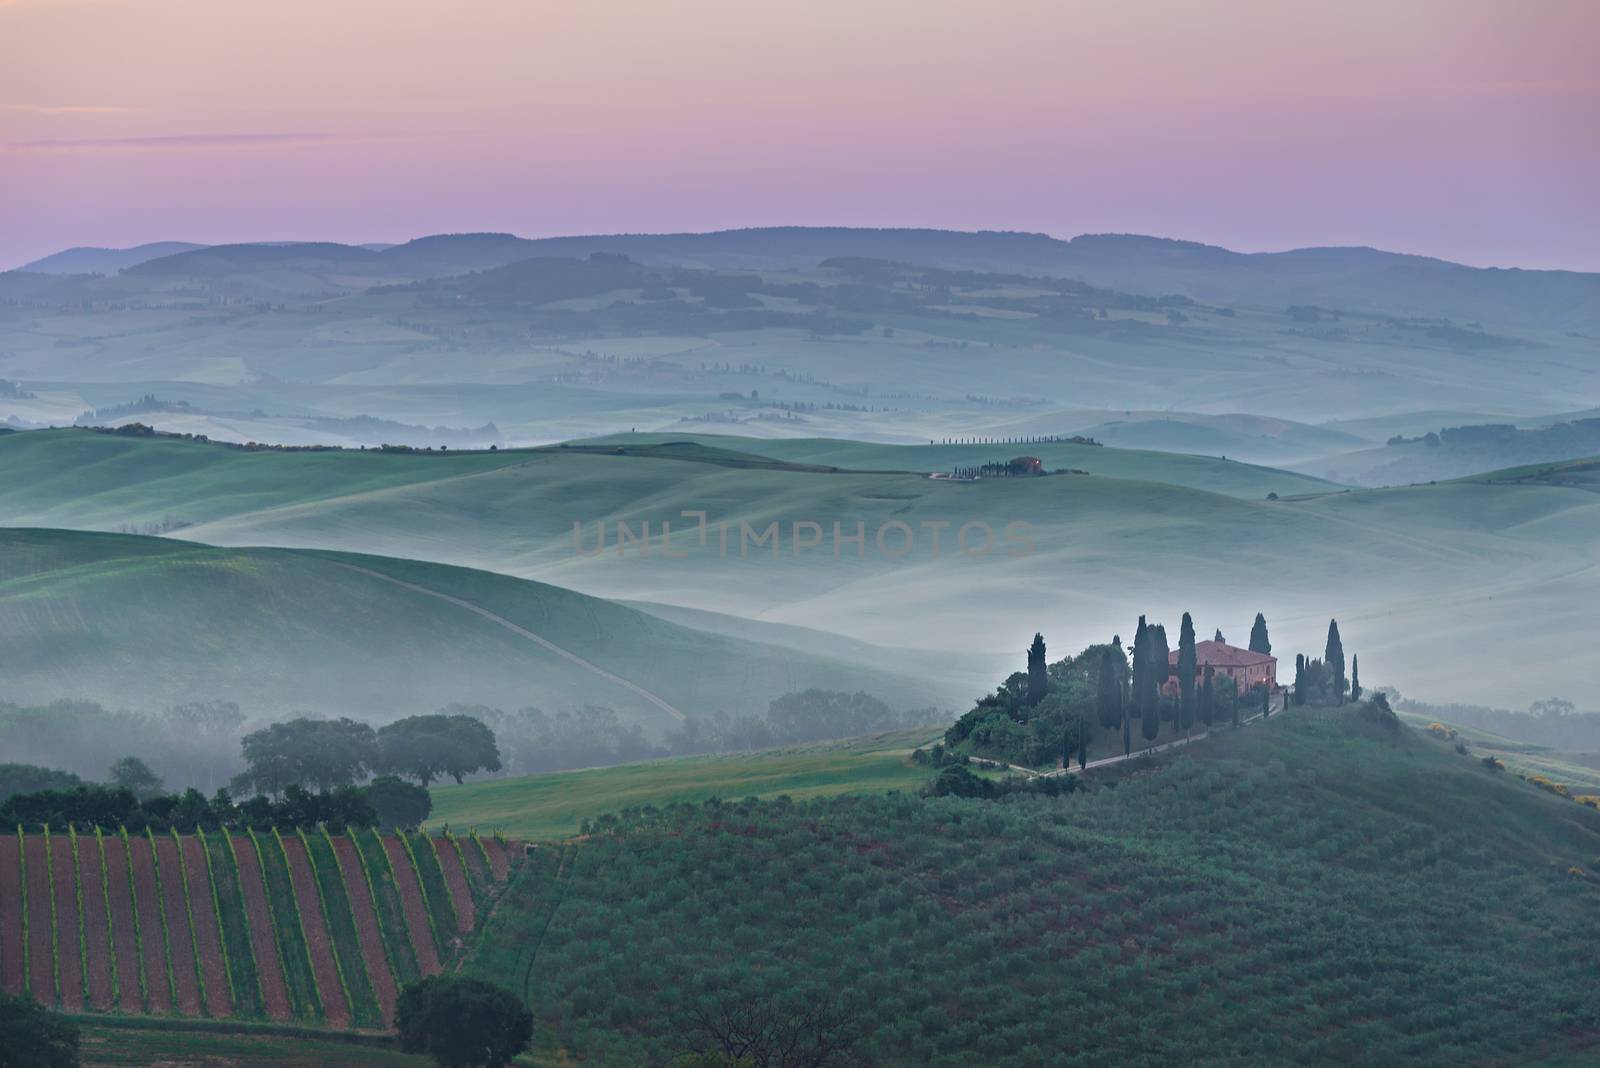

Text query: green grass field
(428, 728), (943, 841)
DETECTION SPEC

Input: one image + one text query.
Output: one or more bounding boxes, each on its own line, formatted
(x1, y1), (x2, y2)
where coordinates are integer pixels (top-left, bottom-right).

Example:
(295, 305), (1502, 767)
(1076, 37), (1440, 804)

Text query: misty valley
(3, 156), (1599, 1068)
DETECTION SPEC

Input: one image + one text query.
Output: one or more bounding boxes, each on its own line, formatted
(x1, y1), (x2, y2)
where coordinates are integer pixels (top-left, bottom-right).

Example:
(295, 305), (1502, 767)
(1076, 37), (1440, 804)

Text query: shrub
(396, 975), (533, 1068)
(0, 990), (80, 1068)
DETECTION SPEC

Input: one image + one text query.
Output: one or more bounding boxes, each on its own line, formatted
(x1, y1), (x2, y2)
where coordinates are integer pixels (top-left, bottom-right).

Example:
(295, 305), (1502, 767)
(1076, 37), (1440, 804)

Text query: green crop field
(454, 707), (1600, 1066)
(429, 728), (944, 841)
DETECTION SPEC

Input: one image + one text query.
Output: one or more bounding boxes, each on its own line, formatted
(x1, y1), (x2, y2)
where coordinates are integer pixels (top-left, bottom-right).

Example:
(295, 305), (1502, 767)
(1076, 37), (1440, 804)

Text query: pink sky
(3, 0), (1597, 270)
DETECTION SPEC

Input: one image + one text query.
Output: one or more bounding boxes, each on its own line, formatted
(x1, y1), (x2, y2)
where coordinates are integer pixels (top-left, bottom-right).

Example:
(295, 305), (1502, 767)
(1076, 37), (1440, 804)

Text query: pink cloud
(4, 130), (409, 153)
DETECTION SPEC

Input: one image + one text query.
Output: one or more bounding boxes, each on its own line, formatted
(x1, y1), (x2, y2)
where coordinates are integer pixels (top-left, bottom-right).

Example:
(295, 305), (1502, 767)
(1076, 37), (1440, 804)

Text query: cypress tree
(1294, 653), (1306, 707)
(1097, 648), (1121, 730)
(1077, 709), (1088, 770)
(1026, 632), (1048, 705)
(1142, 678), (1161, 747)
(1152, 624), (1172, 722)
(1200, 665), (1215, 729)
(1213, 628), (1225, 643)
(1262, 676), (1270, 717)
(1178, 613), (1197, 736)
(1131, 616), (1150, 727)
(1325, 619), (1346, 704)
(1351, 654), (1361, 702)
(1249, 613), (1271, 655)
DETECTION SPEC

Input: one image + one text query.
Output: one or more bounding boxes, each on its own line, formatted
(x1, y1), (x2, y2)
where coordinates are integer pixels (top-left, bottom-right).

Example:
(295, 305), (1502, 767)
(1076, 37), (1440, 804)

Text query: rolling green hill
(456, 708), (1600, 1065)
(2, 429), (1596, 707)
(0, 528), (963, 720)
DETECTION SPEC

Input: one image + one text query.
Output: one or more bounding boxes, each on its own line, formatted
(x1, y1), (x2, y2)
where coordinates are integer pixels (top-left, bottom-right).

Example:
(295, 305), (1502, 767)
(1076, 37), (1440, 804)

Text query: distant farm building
(1165, 640), (1277, 694)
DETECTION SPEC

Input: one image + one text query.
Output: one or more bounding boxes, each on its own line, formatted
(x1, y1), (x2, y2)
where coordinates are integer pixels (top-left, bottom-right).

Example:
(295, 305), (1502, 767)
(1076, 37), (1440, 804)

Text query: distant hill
(16, 241), (207, 274)
(1293, 420), (1600, 486)
(51, 227), (1600, 330)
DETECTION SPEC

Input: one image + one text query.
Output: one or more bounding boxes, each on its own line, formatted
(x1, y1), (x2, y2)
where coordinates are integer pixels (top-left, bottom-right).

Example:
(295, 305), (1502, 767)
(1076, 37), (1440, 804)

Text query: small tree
(0, 991), (80, 1068)
(1096, 649), (1122, 731)
(1151, 625), (1171, 721)
(1177, 613), (1197, 736)
(1325, 619), (1346, 705)
(396, 976), (533, 1068)
(365, 775), (432, 831)
(1026, 633), (1048, 705)
(1199, 665), (1215, 730)
(1350, 654), (1361, 702)
(108, 756), (163, 801)
(1248, 612), (1271, 655)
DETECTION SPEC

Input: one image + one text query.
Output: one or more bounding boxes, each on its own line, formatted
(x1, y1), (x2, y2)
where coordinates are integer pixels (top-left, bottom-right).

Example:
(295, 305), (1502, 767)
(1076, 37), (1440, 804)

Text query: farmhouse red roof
(1167, 640), (1276, 668)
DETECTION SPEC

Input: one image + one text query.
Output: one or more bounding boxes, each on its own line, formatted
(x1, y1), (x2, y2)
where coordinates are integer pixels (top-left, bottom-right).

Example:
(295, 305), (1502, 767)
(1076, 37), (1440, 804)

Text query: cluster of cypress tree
(1291, 619), (1359, 707)
(1091, 610), (1267, 765)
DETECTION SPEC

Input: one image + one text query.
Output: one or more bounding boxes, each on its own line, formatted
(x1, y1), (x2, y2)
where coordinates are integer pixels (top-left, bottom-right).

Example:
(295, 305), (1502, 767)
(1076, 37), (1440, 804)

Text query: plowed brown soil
(332, 835), (398, 1024)
(23, 835), (54, 1003)
(0, 834), (24, 996)
(100, 836), (144, 1013)
(381, 836), (441, 976)
(181, 836), (232, 1017)
(229, 834), (291, 1022)
(153, 836), (202, 1015)
(76, 834), (115, 1010)
(278, 835), (350, 1028)
(50, 835), (84, 1009)
(128, 835), (172, 1014)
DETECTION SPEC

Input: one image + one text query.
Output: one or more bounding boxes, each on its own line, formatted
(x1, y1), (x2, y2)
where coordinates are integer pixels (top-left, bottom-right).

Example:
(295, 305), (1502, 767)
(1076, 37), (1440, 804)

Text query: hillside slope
(2, 430), (1595, 707)
(0, 528), (961, 719)
(460, 710), (1600, 1065)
